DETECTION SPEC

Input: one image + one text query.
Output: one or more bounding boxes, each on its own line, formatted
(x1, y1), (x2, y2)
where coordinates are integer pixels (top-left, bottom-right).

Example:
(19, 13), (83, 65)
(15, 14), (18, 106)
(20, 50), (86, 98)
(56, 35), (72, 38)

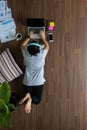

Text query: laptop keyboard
(29, 27), (44, 33)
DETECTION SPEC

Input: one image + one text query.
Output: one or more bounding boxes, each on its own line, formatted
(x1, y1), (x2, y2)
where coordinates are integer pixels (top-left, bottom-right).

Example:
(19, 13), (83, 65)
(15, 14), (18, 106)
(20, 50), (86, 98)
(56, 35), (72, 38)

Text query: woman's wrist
(26, 37), (30, 41)
(40, 36), (45, 40)
(27, 35), (30, 39)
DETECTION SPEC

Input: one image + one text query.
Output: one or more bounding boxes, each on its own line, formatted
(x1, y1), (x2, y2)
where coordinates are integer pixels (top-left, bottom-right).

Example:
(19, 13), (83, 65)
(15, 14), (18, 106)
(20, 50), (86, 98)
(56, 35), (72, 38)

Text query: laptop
(27, 18), (45, 39)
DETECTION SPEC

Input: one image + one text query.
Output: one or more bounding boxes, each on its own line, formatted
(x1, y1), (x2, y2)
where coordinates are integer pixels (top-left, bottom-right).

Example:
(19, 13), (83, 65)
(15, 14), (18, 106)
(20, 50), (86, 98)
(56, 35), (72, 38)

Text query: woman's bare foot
(19, 93), (31, 104)
(25, 98), (32, 113)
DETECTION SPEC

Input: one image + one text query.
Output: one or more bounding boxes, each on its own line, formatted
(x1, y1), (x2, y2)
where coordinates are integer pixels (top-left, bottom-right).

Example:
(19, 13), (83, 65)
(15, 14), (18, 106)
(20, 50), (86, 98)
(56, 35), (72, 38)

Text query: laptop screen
(27, 18), (45, 27)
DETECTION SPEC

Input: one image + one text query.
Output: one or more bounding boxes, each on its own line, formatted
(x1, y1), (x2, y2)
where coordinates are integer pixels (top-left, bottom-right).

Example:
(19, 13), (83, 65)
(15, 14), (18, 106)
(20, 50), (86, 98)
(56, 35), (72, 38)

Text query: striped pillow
(0, 48), (23, 83)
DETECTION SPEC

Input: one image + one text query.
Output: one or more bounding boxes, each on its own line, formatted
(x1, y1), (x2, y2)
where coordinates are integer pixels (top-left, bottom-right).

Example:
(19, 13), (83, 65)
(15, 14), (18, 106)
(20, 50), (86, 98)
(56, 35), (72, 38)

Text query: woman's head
(27, 41), (41, 56)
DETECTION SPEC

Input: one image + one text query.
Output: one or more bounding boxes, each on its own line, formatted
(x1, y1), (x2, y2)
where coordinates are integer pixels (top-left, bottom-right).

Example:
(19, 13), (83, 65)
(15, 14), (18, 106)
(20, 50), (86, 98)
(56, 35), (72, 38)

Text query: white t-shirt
(22, 46), (47, 86)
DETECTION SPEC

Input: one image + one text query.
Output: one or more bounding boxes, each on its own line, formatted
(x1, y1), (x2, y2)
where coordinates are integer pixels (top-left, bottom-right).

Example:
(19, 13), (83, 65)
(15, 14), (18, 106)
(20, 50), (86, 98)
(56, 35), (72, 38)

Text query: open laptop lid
(26, 18), (45, 27)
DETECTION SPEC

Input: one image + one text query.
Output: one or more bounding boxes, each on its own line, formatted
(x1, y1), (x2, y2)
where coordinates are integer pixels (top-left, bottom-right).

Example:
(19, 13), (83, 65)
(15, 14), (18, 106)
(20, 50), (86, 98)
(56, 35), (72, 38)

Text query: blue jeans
(23, 84), (44, 104)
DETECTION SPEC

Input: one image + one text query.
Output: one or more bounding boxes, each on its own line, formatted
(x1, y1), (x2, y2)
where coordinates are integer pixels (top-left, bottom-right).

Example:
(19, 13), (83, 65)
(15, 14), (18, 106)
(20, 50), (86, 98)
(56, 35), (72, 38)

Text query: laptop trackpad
(33, 34), (40, 39)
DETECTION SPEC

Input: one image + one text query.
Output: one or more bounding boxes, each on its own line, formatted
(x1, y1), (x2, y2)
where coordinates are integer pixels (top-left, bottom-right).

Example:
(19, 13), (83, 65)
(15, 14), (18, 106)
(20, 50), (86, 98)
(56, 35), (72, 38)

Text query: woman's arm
(20, 31), (34, 50)
(20, 38), (30, 50)
(39, 30), (49, 52)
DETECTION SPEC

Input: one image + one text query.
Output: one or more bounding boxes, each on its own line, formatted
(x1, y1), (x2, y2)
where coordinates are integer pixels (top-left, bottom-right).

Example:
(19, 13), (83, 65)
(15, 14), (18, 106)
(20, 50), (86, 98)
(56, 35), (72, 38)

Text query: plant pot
(9, 92), (20, 111)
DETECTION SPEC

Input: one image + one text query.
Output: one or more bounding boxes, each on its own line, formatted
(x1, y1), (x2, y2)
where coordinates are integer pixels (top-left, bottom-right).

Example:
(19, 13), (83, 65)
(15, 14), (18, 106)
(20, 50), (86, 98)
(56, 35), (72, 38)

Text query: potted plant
(0, 81), (19, 128)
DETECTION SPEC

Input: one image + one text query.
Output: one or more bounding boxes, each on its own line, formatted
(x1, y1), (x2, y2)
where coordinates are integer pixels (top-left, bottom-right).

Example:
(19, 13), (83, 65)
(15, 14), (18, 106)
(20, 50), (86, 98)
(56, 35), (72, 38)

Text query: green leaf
(0, 99), (9, 116)
(4, 113), (12, 128)
(0, 81), (11, 103)
(0, 99), (10, 128)
(0, 115), (5, 128)
(8, 103), (15, 111)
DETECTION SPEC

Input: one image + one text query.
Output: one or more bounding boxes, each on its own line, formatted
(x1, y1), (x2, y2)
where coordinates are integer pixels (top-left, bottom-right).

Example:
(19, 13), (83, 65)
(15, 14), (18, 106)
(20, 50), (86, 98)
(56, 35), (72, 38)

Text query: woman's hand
(29, 31), (34, 39)
(39, 30), (45, 39)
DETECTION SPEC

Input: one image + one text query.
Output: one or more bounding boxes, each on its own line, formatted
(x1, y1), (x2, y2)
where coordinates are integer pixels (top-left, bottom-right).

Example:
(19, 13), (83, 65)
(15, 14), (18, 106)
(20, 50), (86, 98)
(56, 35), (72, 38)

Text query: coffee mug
(16, 33), (22, 41)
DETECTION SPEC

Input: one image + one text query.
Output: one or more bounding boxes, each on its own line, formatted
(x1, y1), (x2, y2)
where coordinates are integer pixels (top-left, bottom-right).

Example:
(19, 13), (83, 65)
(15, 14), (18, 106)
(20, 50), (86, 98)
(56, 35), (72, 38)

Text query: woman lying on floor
(19, 30), (49, 113)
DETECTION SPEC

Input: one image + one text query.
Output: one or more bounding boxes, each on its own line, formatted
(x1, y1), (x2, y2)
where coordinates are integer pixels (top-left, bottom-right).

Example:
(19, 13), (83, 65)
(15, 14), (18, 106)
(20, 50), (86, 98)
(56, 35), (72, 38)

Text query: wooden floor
(0, 0), (87, 130)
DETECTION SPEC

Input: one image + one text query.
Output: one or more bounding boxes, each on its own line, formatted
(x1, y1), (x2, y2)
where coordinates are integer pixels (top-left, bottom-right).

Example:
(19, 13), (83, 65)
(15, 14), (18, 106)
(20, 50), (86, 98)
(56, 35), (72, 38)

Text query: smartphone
(48, 33), (54, 43)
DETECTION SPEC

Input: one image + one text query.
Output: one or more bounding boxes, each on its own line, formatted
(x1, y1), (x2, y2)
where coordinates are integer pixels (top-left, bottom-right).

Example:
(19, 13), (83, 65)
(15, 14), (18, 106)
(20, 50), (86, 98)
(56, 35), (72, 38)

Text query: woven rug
(0, 48), (23, 83)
